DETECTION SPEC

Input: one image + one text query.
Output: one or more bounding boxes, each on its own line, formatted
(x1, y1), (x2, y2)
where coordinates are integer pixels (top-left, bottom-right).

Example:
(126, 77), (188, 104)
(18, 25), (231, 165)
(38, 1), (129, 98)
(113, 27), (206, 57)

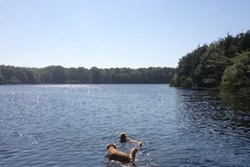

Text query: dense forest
(0, 65), (175, 84)
(170, 30), (250, 89)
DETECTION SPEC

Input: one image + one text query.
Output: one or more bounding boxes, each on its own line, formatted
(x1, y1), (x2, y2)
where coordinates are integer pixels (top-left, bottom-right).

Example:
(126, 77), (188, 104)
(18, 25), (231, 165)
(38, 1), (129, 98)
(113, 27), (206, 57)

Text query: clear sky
(0, 0), (250, 69)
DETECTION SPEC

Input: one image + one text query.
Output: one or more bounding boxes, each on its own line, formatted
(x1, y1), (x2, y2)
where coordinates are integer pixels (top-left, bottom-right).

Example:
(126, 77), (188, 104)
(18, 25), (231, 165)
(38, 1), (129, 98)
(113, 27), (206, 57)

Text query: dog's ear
(106, 143), (116, 150)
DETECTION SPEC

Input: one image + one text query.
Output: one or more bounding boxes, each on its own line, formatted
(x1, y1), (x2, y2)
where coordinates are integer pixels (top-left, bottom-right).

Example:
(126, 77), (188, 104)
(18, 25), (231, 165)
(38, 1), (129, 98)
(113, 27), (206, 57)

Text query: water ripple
(0, 85), (250, 166)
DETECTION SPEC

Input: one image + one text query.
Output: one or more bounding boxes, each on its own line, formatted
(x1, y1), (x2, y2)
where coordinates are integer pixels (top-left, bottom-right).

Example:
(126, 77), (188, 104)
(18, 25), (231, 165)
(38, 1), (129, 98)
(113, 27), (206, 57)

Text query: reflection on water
(220, 88), (250, 129)
(220, 88), (250, 111)
(176, 88), (250, 136)
(173, 88), (250, 166)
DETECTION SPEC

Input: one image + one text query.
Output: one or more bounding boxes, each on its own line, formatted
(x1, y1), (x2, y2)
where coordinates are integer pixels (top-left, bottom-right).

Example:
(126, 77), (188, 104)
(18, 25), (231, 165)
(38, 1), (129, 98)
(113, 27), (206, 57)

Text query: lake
(0, 84), (249, 167)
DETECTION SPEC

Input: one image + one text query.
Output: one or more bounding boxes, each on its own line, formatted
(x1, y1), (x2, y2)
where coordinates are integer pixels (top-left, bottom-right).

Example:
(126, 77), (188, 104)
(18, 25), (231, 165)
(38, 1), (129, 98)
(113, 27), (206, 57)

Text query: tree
(171, 44), (207, 87)
(77, 67), (90, 83)
(171, 30), (250, 89)
(221, 51), (250, 88)
(90, 67), (102, 83)
(194, 42), (230, 87)
(47, 66), (66, 84)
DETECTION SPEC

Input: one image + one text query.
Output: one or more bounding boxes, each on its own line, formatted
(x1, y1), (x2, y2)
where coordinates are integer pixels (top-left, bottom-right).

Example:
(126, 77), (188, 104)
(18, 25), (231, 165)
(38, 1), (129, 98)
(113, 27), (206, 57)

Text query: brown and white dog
(106, 143), (138, 163)
(119, 132), (143, 147)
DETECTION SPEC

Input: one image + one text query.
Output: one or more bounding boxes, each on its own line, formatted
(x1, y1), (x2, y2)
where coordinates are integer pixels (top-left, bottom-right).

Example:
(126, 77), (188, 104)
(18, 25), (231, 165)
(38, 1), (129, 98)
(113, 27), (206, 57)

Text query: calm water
(0, 85), (250, 167)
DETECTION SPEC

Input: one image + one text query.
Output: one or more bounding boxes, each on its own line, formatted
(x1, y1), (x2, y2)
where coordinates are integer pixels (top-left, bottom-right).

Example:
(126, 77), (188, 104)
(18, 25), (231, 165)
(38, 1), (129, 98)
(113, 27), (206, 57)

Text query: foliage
(221, 51), (250, 88)
(170, 44), (208, 87)
(171, 30), (250, 88)
(0, 65), (175, 84)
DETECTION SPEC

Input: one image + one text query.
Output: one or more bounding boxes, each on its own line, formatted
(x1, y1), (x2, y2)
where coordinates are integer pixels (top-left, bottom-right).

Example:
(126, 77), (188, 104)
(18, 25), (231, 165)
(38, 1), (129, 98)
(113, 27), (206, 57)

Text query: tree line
(170, 30), (250, 89)
(0, 65), (175, 84)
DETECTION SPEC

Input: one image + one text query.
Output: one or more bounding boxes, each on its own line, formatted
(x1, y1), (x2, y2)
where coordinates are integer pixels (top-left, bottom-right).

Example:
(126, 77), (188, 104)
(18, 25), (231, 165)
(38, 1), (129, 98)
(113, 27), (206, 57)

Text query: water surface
(0, 85), (249, 166)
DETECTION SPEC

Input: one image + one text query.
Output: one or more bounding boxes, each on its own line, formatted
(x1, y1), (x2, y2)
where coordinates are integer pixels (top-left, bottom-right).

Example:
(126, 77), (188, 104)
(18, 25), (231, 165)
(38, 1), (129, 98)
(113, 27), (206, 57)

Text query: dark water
(0, 85), (250, 167)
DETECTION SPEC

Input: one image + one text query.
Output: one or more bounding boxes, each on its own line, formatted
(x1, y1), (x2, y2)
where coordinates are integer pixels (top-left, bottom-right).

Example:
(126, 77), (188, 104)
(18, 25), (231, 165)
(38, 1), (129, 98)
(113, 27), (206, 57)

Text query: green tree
(194, 42), (231, 87)
(221, 51), (250, 88)
(90, 67), (102, 83)
(77, 67), (90, 83)
(171, 30), (250, 88)
(171, 44), (207, 87)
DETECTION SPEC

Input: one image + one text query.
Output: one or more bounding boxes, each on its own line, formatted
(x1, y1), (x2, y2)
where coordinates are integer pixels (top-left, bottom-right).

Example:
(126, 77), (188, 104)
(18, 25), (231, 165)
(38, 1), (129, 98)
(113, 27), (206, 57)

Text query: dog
(119, 132), (143, 147)
(106, 143), (138, 163)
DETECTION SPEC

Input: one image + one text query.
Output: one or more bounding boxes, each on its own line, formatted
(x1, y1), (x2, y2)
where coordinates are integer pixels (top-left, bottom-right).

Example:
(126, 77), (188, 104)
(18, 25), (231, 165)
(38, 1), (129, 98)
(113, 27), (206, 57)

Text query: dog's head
(138, 141), (143, 147)
(119, 132), (127, 142)
(106, 143), (117, 150)
(131, 147), (138, 153)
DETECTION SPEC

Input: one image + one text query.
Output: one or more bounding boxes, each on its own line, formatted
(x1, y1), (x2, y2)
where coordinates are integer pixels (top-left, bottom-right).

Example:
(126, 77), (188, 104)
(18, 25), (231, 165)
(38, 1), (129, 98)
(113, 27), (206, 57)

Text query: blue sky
(0, 0), (250, 68)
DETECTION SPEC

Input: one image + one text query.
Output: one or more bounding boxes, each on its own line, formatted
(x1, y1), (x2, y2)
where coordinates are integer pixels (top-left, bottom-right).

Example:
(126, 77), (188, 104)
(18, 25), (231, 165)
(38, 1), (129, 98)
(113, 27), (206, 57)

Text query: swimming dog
(106, 143), (138, 163)
(119, 132), (143, 147)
